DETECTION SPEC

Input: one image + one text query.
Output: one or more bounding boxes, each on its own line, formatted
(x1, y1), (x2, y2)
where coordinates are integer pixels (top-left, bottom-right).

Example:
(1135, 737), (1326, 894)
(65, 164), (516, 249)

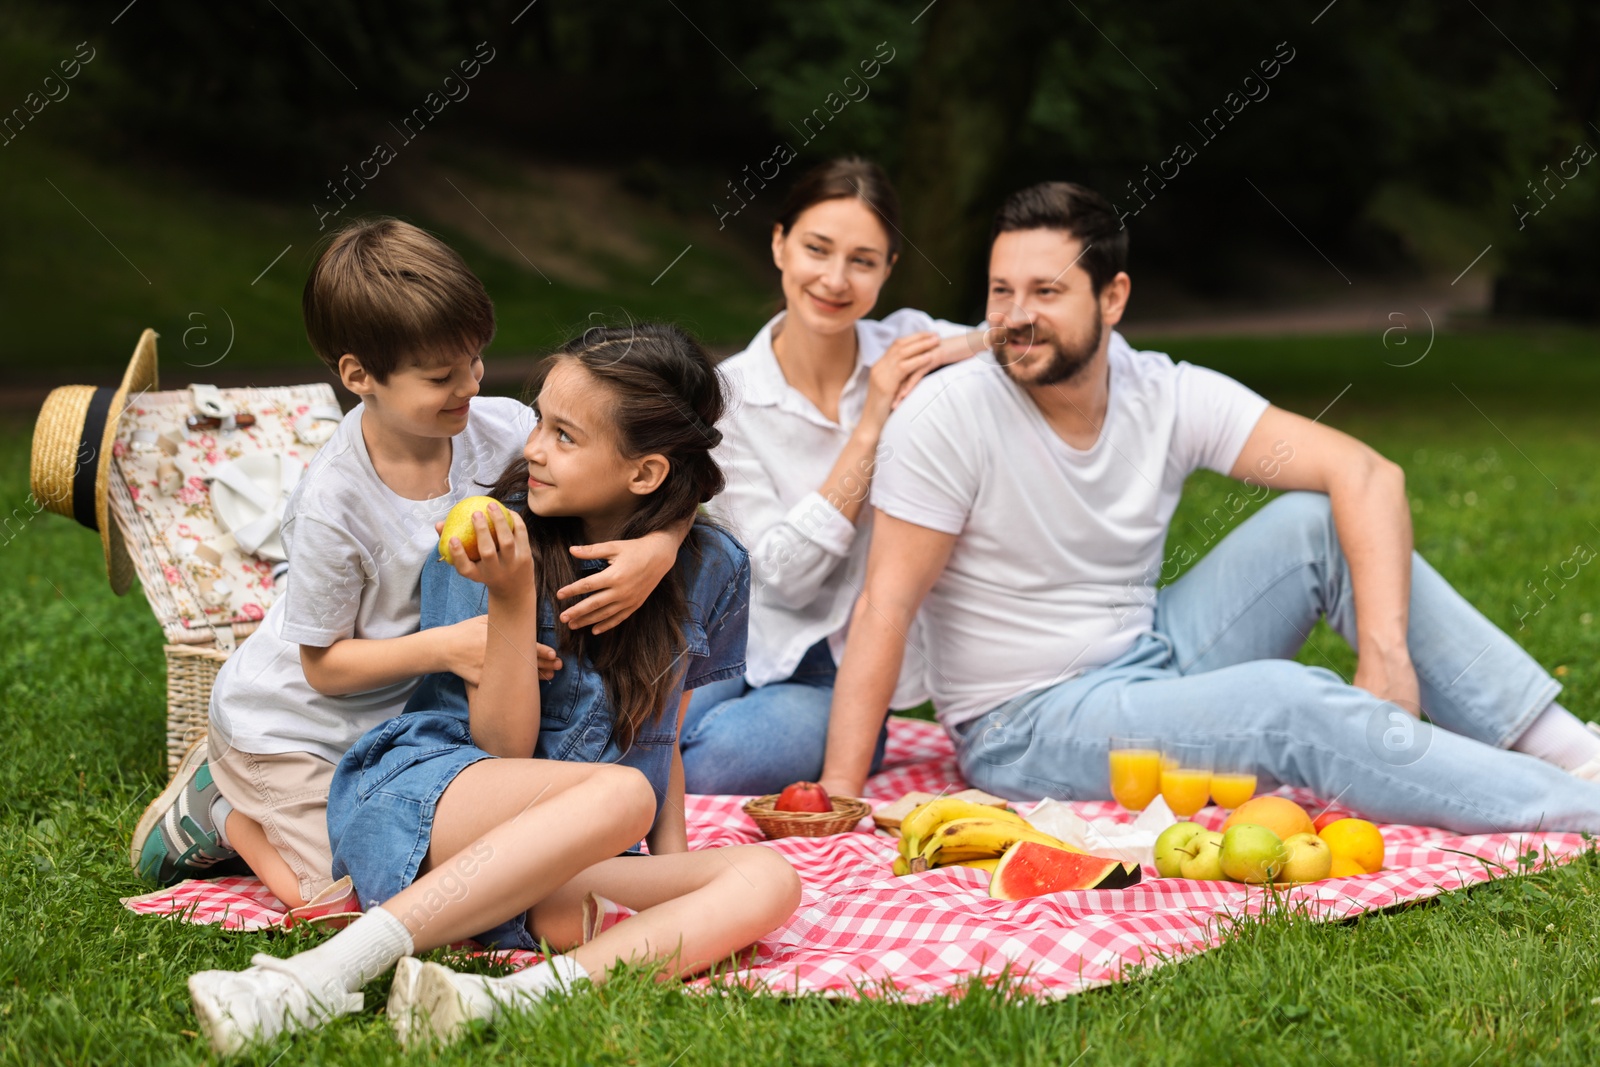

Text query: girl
(681, 157), (991, 794)
(187, 324), (801, 1053)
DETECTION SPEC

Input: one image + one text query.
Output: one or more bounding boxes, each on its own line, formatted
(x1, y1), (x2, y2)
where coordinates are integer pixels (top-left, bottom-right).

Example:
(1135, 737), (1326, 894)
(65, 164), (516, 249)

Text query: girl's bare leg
(385, 759), (657, 952)
(530, 846), (802, 982)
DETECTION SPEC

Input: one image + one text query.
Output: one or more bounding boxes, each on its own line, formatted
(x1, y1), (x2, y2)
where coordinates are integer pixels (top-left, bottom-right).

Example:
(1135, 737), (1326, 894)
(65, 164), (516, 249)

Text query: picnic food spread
(886, 795), (1142, 896)
(1153, 798), (1386, 884)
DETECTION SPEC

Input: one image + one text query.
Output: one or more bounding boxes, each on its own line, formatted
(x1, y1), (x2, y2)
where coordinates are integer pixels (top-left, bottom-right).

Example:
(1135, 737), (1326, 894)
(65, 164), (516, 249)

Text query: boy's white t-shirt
(208, 396), (533, 764)
(871, 332), (1270, 730)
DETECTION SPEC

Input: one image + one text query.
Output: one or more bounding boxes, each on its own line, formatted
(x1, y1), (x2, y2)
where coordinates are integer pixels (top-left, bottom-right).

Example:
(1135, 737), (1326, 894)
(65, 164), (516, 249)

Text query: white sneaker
(387, 958), (491, 1048)
(388, 957), (570, 1048)
(1573, 723), (1600, 782)
(188, 953), (362, 1055)
(385, 956), (427, 1048)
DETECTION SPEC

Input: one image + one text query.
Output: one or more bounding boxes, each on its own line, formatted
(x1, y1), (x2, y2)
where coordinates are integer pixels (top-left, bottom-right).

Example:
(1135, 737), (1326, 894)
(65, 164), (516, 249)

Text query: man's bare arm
(817, 511), (958, 796)
(1229, 404), (1416, 712)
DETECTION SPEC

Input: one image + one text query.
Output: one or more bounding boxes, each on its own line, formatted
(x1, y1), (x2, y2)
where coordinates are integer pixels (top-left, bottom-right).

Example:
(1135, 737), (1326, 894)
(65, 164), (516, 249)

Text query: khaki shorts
(209, 745), (337, 903)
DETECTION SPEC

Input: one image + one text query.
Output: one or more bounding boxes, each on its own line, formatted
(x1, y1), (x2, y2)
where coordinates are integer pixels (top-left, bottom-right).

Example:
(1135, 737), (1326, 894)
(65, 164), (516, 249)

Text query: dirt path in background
(1123, 277), (1491, 339)
(0, 280), (1497, 414)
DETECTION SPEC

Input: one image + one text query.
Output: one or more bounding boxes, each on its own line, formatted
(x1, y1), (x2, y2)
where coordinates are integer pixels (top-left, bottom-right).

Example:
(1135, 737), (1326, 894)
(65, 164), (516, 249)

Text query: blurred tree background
(1, 0), (1595, 376)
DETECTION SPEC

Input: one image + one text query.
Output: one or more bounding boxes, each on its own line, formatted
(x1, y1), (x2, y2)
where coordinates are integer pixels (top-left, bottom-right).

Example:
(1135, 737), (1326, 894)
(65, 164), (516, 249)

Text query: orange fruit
(1318, 818), (1385, 873)
(1221, 796), (1315, 841)
(1327, 855), (1367, 878)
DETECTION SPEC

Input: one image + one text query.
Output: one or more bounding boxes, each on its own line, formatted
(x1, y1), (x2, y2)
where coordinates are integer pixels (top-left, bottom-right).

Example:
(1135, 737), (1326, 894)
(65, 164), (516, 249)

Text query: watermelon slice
(988, 841), (1143, 899)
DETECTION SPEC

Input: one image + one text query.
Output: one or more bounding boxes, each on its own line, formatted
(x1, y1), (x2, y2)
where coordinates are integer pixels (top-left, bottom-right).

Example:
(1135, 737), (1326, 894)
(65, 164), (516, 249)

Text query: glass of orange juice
(1160, 740), (1214, 817)
(1108, 736), (1162, 812)
(1209, 741), (1257, 809)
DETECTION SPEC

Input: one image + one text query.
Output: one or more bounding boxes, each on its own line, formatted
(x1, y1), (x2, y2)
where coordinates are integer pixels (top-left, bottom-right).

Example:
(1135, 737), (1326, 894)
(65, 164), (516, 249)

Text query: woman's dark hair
(488, 322), (727, 751)
(989, 182), (1129, 295)
(774, 156), (901, 259)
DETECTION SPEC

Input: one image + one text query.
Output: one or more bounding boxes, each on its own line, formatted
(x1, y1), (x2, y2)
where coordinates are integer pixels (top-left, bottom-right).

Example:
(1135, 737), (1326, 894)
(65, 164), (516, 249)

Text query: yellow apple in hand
(437, 495), (502, 562)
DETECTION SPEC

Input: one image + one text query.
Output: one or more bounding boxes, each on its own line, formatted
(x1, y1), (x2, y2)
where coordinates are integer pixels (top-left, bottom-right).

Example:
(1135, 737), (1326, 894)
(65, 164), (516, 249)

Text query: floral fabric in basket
(111, 385), (339, 643)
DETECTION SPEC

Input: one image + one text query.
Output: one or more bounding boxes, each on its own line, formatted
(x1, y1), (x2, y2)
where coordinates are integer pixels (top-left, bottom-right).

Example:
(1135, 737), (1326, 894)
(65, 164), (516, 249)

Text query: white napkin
(212, 456), (304, 557)
(1023, 797), (1178, 867)
(211, 460), (277, 512)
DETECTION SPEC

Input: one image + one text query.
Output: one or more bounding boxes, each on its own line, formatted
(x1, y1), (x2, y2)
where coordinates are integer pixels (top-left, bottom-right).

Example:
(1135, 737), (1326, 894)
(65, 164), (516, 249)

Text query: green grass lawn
(4, 327), (1600, 1065)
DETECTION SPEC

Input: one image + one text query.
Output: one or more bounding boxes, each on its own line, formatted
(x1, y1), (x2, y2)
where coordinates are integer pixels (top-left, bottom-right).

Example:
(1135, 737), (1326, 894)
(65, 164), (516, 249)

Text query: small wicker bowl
(742, 794), (872, 839)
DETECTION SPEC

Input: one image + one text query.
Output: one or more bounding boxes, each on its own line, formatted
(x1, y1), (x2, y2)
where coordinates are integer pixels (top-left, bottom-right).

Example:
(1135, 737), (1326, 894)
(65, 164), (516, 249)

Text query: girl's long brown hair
(488, 323), (727, 751)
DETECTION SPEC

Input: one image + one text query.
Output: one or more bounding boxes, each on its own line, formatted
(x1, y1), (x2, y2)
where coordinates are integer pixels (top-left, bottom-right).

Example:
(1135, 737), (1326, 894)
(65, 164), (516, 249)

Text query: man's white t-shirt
(872, 331), (1270, 730)
(209, 396), (534, 764)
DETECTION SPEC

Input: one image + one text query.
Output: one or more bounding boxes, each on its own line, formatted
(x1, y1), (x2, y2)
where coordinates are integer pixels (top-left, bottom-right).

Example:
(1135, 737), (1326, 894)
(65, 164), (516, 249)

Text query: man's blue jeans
(681, 638), (888, 794)
(954, 492), (1600, 833)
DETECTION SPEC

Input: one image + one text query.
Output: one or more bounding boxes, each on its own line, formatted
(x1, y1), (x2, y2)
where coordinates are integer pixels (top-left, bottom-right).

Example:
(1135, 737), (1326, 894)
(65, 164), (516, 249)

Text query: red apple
(1313, 809), (1350, 834)
(775, 781), (832, 813)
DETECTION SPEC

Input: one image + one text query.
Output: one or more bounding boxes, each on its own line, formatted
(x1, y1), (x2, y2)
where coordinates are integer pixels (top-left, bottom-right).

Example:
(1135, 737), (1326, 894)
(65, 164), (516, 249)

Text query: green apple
(1178, 829), (1226, 880)
(1220, 824), (1288, 884)
(1277, 832), (1333, 883)
(1154, 822), (1206, 878)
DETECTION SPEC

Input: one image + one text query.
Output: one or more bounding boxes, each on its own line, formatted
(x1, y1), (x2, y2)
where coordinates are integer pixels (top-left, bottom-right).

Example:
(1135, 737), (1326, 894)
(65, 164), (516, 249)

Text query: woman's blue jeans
(954, 491), (1600, 833)
(681, 638), (889, 794)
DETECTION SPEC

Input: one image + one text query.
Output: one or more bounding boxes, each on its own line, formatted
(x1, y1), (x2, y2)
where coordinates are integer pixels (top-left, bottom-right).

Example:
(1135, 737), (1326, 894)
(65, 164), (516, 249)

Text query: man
(815, 182), (1600, 833)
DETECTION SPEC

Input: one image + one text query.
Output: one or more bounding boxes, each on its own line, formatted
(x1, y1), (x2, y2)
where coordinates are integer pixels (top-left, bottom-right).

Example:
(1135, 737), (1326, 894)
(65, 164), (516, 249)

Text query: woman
(680, 158), (988, 795)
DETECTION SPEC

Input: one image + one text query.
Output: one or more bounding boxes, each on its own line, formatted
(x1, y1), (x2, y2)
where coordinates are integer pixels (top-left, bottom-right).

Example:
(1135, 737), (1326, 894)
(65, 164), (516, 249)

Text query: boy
(132, 218), (683, 910)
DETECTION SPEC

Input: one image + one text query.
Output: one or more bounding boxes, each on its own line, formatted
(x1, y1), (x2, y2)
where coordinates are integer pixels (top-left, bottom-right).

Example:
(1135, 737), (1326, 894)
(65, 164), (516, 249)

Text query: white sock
(210, 796), (234, 848)
(504, 953), (588, 992)
(451, 955), (590, 1018)
(1512, 703), (1600, 770)
(278, 906), (414, 994)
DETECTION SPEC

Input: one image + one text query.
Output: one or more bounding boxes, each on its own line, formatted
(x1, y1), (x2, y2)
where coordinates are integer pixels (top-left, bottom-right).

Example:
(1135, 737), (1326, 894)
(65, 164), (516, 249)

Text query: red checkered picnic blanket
(123, 717), (1591, 1001)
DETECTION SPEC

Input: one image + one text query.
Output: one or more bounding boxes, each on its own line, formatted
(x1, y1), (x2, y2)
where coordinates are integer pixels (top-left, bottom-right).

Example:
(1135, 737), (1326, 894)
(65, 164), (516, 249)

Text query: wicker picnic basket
(107, 383), (340, 776)
(109, 388), (341, 774)
(741, 795), (872, 839)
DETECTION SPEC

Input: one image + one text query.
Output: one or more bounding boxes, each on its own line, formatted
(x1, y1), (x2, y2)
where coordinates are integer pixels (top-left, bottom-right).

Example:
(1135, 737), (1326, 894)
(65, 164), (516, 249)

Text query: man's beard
(996, 316), (1103, 387)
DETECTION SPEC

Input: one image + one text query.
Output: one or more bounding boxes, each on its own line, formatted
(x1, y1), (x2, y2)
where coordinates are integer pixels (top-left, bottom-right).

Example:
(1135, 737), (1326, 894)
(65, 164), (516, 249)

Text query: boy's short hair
(303, 217), (495, 382)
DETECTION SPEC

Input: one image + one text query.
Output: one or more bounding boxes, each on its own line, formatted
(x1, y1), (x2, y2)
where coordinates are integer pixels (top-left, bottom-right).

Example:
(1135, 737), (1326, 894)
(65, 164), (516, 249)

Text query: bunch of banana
(917, 817), (1083, 870)
(892, 797), (1079, 875)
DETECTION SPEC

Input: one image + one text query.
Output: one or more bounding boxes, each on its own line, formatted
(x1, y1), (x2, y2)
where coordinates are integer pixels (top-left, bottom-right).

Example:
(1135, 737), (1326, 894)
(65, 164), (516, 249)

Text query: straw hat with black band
(30, 329), (160, 595)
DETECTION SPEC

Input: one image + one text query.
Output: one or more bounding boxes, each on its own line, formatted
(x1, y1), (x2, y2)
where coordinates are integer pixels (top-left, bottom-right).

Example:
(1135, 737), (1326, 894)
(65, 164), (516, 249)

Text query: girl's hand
(559, 528), (679, 633)
(864, 331), (941, 429)
(445, 502), (535, 604)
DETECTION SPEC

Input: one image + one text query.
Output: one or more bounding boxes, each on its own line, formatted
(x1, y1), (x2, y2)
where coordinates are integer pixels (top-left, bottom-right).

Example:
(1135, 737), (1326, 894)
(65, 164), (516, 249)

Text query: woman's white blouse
(708, 308), (974, 707)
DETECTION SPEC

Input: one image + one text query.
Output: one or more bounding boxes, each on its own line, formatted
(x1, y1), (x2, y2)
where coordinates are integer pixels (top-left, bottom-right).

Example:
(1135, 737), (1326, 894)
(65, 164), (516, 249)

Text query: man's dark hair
(989, 182), (1129, 294)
